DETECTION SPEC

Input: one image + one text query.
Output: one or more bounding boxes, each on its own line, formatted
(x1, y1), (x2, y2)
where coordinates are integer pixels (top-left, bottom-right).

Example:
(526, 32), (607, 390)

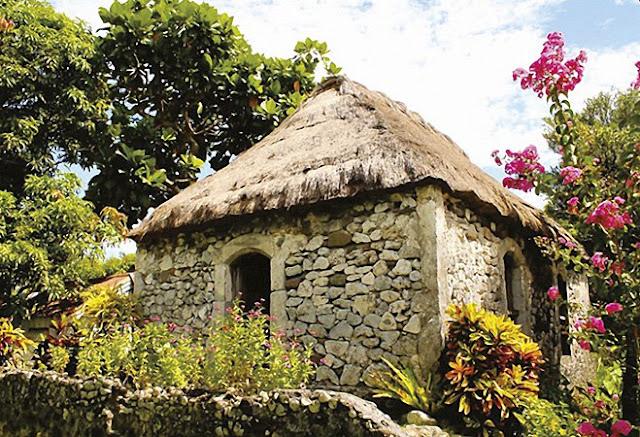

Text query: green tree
(0, 0), (109, 193)
(0, 173), (125, 321)
(87, 0), (340, 224)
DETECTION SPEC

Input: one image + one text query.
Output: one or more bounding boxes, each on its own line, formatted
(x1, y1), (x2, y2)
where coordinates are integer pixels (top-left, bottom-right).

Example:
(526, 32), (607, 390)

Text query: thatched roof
(130, 77), (571, 242)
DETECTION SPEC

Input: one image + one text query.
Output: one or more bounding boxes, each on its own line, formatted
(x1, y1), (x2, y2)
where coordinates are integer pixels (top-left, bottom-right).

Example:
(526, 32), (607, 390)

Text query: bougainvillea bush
(494, 31), (639, 431)
(440, 304), (543, 435)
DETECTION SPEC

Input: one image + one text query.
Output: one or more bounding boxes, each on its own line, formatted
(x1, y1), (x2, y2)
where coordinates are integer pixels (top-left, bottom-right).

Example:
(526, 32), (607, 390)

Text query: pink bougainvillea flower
(513, 32), (587, 98)
(560, 166), (583, 184)
(594, 400), (604, 408)
(577, 422), (597, 435)
(606, 302), (624, 315)
(610, 261), (625, 276)
(500, 145), (545, 192)
(631, 61), (640, 90)
(586, 386), (596, 395)
(590, 252), (609, 273)
(574, 318), (586, 329)
(611, 420), (632, 436)
(547, 286), (560, 301)
(567, 196), (580, 214)
(588, 316), (606, 334)
(586, 200), (632, 229)
(579, 340), (591, 351)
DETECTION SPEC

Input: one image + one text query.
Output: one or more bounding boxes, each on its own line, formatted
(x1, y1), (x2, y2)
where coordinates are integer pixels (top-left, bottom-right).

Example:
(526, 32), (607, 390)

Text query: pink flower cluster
(547, 286), (560, 301)
(632, 61), (640, 90)
(560, 166), (583, 184)
(578, 420), (632, 437)
(605, 302), (624, 315)
(567, 196), (579, 214)
(501, 146), (545, 192)
(513, 32), (587, 98)
(591, 252), (609, 273)
(574, 316), (606, 334)
(586, 199), (632, 230)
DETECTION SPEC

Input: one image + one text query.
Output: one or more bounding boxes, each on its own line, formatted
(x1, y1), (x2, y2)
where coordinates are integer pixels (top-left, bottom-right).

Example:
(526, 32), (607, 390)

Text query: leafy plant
(367, 357), (434, 414)
(518, 398), (584, 437)
(0, 318), (35, 366)
(75, 285), (140, 334)
(77, 321), (203, 389)
(70, 302), (315, 392)
(203, 303), (315, 393)
(441, 303), (544, 436)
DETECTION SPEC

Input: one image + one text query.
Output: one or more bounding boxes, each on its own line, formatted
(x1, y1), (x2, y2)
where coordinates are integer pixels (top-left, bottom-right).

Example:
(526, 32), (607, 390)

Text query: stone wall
(136, 188), (444, 391)
(0, 369), (450, 437)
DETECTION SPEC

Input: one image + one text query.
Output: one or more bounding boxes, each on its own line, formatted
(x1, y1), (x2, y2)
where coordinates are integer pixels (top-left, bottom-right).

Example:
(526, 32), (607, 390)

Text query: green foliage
(0, 0), (109, 193)
(88, 0), (340, 224)
(76, 253), (136, 282)
(75, 285), (140, 334)
(71, 302), (315, 392)
(202, 303), (315, 393)
(77, 321), (203, 388)
(0, 173), (125, 320)
(367, 357), (434, 414)
(0, 318), (35, 366)
(518, 398), (583, 437)
(441, 304), (544, 436)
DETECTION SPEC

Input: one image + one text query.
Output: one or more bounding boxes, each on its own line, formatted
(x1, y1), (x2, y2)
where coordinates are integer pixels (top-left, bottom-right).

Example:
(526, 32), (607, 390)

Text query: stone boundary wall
(0, 369), (449, 437)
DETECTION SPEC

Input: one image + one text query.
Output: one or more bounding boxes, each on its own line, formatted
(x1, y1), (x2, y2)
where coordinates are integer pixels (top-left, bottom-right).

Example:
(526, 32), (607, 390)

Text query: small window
(230, 252), (271, 314)
(503, 252), (527, 330)
(558, 275), (571, 355)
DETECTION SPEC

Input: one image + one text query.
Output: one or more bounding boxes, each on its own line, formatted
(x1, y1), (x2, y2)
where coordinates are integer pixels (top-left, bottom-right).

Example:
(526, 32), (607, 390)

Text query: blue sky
(50, 0), (640, 256)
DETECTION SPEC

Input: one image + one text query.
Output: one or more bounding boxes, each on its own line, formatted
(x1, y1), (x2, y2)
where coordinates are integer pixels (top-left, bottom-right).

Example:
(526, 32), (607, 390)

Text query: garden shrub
(77, 320), (204, 389)
(0, 318), (34, 366)
(71, 302), (315, 392)
(441, 303), (544, 435)
(202, 304), (315, 393)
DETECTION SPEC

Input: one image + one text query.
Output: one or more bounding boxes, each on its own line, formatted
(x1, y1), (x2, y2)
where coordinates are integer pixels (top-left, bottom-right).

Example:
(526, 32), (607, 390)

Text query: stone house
(129, 77), (591, 391)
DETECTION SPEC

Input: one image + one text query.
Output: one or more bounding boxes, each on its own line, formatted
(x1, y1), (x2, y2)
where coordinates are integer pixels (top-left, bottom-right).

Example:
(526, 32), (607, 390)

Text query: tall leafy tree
(0, 173), (126, 322)
(88, 0), (340, 224)
(0, 0), (109, 193)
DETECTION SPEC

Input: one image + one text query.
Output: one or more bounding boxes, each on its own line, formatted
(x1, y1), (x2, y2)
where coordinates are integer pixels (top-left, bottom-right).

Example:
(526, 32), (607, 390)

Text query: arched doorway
(503, 252), (528, 331)
(230, 252), (271, 314)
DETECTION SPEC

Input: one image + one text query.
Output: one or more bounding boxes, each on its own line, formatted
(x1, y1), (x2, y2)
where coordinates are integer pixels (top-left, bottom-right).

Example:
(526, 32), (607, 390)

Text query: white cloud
(51, 0), (639, 212)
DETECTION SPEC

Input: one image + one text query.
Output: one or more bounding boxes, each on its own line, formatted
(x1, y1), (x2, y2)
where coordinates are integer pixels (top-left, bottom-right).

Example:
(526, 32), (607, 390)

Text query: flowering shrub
(77, 321), (203, 388)
(0, 318), (34, 366)
(441, 304), (543, 435)
(202, 303), (314, 393)
(65, 301), (315, 393)
(495, 30), (640, 424)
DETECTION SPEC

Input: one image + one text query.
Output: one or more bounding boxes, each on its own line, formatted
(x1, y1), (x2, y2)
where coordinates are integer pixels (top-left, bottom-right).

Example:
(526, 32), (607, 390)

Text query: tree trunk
(622, 327), (639, 425)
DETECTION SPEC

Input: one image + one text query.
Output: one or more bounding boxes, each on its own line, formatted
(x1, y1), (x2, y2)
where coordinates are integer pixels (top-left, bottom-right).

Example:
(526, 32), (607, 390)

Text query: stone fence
(0, 369), (449, 437)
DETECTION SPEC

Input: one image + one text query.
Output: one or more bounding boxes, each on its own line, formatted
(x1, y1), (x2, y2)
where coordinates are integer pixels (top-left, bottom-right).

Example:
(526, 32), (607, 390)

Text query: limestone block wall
(135, 188), (444, 391)
(442, 199), (534, 332)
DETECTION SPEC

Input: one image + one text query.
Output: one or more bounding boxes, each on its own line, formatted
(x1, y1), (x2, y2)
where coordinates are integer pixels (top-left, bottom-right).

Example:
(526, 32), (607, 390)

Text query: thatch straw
(130, 77), (571, 242)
